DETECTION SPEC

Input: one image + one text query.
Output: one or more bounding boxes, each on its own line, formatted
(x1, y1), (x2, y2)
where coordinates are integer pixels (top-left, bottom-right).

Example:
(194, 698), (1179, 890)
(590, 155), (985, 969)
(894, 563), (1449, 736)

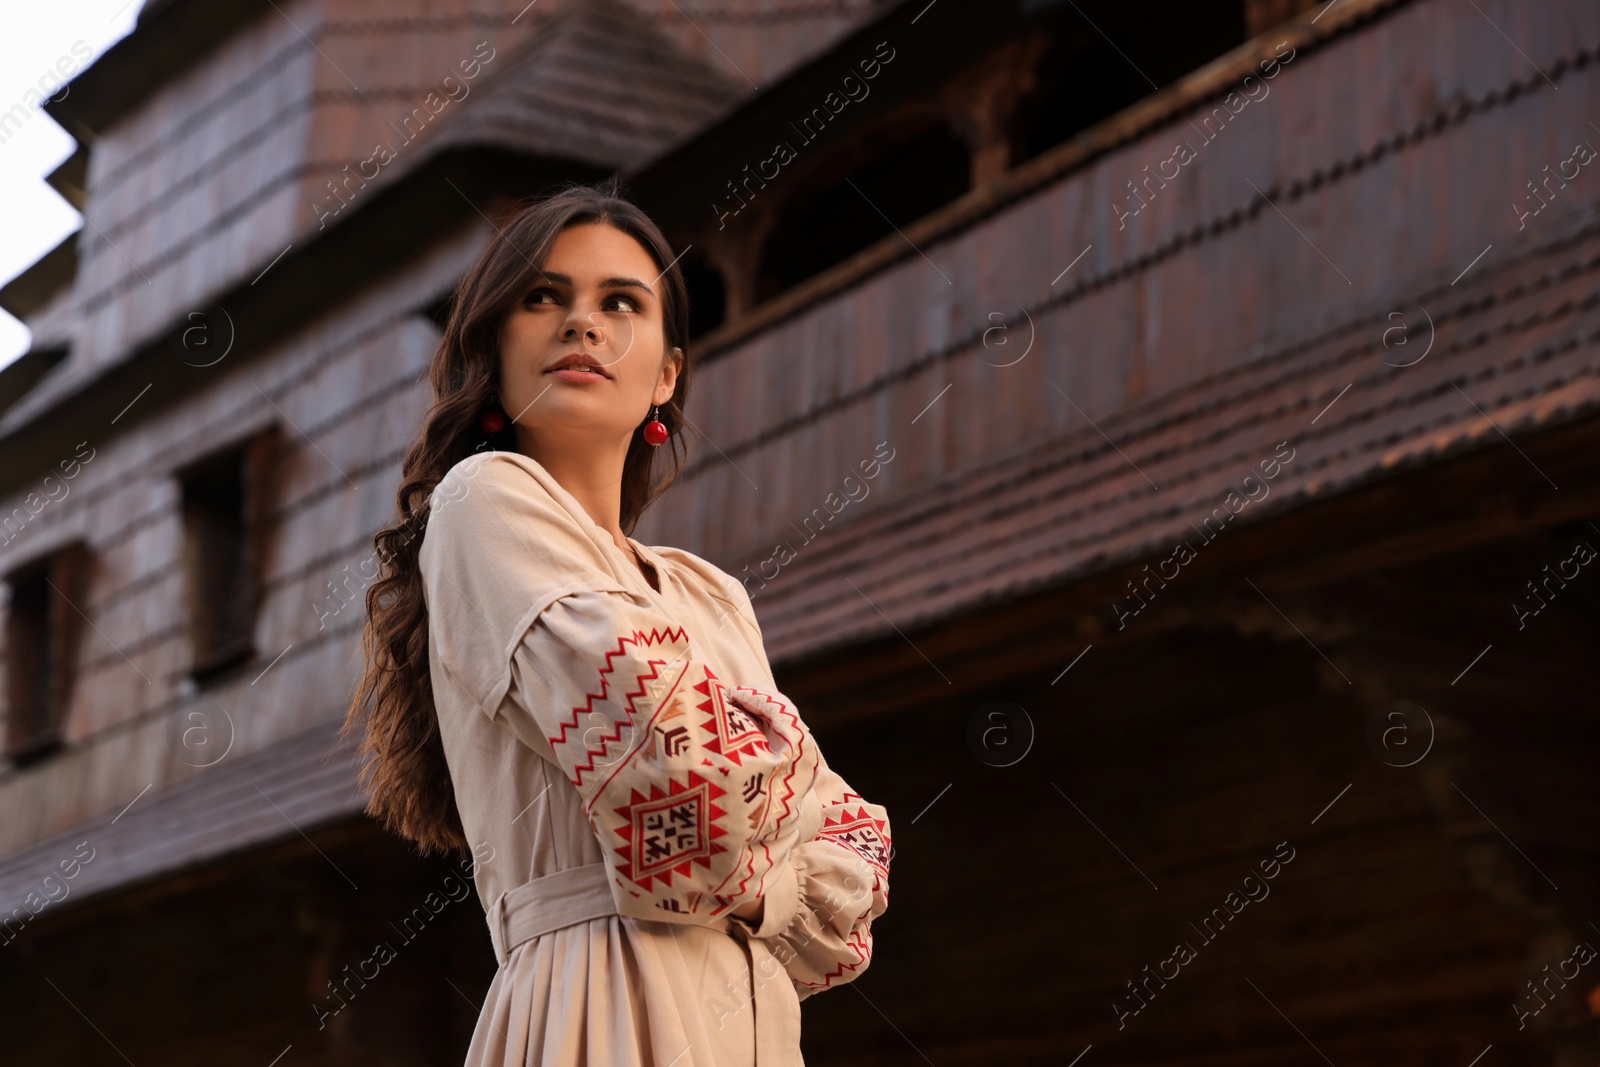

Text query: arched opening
(755, 124), (970, 304)
(1013, 0), (1249, 166)
(681, 253), (727, 340)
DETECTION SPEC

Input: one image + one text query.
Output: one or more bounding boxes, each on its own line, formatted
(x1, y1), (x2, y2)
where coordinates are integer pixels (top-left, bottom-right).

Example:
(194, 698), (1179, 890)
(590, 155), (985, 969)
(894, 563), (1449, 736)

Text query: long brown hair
(340, 177), (694, 855)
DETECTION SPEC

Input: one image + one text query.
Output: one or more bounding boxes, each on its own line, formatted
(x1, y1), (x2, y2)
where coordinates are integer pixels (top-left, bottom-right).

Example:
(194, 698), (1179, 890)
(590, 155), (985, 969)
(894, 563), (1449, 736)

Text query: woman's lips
(545, 368), (610, 383)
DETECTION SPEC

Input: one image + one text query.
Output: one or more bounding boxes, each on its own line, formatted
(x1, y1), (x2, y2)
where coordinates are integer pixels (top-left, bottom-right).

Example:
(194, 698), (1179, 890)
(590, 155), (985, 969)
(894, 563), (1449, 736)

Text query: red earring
(480, 404), (506, 434)
(643, 404), (668, 446)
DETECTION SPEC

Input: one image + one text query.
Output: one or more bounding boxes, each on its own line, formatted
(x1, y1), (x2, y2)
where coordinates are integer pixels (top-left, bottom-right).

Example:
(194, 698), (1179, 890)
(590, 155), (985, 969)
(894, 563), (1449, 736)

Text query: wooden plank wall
(1, 0), (1591, 900)
(26, 0), (877, 378)
(633, 0), (1600, 578)
(0, 219), (487, 856)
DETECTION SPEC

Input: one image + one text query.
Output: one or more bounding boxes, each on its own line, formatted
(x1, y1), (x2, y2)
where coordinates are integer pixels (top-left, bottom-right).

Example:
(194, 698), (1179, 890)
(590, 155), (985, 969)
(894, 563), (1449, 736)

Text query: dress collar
(615, 533), (667, 595)
(495, 450), (666, 593)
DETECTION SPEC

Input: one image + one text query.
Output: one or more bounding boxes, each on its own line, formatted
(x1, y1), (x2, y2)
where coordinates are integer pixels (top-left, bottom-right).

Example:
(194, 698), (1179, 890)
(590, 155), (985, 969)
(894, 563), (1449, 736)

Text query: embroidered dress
(419, 451), (892, 1066)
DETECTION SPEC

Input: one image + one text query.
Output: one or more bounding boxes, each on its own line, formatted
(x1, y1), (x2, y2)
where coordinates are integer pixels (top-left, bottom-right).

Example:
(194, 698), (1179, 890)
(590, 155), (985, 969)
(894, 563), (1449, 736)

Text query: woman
(342, 179), (892, 1066)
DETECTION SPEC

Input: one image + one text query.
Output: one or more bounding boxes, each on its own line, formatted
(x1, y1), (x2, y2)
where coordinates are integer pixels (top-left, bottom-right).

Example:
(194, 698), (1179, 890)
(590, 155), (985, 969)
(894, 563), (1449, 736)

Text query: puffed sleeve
(419, 452), (821, 927)
(732, 749), (892, 1000)
(710, 575), (893, 999)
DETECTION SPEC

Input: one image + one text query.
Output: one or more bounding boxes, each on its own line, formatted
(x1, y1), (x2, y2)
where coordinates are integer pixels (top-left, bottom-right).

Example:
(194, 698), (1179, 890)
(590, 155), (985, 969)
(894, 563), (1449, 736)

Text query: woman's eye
(522, 289), (640, 312)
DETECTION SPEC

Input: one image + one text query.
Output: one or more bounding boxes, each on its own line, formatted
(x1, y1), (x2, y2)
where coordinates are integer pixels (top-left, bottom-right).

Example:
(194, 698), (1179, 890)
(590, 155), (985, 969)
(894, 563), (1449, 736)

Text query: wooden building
(2, 0), (1597, 1063)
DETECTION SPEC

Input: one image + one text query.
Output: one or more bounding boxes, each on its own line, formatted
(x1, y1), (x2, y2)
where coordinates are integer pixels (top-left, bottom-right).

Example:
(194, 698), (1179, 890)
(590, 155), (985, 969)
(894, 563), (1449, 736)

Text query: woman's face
(497, 221), (680, 458)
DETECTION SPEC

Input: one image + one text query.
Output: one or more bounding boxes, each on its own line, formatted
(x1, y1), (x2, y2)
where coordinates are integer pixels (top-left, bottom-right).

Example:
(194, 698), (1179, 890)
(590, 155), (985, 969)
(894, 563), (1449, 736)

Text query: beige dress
(419, 450), (892, 1067)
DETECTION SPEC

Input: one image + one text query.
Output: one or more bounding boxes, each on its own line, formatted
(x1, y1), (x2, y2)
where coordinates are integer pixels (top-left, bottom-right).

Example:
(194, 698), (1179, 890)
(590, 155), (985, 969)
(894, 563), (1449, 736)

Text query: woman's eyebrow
(532, 270), (653, 295)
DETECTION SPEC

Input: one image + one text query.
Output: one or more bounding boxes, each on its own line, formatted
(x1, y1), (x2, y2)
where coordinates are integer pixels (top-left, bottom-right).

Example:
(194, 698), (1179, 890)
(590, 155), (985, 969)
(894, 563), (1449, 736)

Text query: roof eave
(44, 0), (271, 141)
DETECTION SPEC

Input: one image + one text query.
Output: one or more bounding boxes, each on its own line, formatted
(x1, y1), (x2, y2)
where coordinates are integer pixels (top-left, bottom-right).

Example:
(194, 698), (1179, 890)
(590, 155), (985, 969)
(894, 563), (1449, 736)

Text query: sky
(0, 0), (144, 370)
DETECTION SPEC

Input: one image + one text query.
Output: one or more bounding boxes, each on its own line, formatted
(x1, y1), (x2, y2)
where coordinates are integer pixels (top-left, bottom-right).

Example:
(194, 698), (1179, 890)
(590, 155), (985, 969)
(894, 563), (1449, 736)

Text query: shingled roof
(2, 0), (742, 441)
(742, 215), (1600, 663)
(427, 0), (744, 170)
(0, 720), (361, 934)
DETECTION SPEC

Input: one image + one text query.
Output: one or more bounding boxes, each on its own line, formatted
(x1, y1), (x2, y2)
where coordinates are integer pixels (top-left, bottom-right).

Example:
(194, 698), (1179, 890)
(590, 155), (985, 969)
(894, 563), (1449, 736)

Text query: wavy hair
(340, 177), (694, 855)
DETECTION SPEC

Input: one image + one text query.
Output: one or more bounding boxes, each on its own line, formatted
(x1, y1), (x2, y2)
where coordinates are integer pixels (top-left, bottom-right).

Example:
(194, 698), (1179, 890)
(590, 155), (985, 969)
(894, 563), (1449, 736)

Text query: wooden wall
(789, 491), (1599, 1065)
(633, 0), (1600, 573)
(0, 1), (1594, 1062)
(22, 0), (878, 405)
(0, 218), (486, 855)
(4, 0), (1597, 870)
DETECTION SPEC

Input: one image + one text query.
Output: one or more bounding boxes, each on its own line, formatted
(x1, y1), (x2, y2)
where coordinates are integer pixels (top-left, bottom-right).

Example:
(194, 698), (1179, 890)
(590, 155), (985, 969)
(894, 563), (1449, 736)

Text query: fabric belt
(728, 921), (803, 1066)
(484, 862), (802, 1065)
(486, 862), (620, 967)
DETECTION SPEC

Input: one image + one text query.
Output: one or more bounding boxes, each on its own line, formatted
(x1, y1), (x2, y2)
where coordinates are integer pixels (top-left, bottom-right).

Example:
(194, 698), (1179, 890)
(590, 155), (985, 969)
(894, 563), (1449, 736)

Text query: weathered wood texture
(2, 819), (497, 1066)
(3, 526), (1594, 1064)
(14, 0), (876, 423)
(631, 0), (1600, 576)
(0, 3), (1594, 1062)
(0, 220), (485, 854)
(705, 205), (1600, 663)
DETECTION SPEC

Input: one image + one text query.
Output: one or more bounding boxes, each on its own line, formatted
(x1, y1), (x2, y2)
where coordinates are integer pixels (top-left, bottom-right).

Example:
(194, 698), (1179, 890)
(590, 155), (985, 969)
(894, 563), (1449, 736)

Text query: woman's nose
(564, 316), (605, 344)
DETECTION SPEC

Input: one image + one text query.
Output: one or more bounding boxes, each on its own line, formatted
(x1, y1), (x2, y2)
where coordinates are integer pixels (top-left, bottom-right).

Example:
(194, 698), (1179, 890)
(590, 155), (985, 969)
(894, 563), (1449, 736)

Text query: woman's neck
(520, 442), (626, 547)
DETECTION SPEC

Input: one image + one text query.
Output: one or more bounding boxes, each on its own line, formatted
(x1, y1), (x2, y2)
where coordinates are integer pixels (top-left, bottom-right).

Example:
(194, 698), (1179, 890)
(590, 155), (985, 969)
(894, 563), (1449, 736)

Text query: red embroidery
(814, 804), (892, 885)
(543, 623), (817, 921)
(610, 771), (728, 892)
(698, 674), (772, 767)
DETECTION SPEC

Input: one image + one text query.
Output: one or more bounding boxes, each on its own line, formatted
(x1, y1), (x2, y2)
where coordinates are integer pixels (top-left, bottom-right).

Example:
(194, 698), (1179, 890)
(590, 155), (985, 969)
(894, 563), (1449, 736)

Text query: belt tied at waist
(483, 862), (802, 1064)
(486, 862), (621, 967)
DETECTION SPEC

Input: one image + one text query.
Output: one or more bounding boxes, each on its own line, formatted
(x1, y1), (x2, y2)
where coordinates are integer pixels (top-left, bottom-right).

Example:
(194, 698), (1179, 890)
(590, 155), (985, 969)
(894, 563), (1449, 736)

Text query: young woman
(342, 180), (892, 1066)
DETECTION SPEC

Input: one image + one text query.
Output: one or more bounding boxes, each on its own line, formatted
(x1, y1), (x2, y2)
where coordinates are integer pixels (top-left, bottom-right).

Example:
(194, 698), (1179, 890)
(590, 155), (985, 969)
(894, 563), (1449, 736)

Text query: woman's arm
(499, 596), (821, 927)
(729, 752), (892, 1000)
(705, 533), (893, 997)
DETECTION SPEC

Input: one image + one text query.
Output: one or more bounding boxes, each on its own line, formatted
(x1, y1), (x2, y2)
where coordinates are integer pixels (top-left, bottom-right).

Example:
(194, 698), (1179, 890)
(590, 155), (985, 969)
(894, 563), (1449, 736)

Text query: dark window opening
(682, 254), (727, 339)
(178, 430), (277, 685)
(4, 541), (90, 767)
(755, 125), (970, 304)
(1014, 34), (1144, 164)
(1015, 0), (1248, 166)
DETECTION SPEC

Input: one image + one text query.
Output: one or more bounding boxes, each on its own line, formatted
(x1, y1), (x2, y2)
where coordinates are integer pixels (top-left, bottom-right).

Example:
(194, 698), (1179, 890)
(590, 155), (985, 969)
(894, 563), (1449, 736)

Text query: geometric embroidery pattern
(544, 622), (817, 921)
(697, 671), (771, 768)
(796, 928), (874, 996)
(814, 803), (893, 889)
(782, 785), (893, 997)
(611, 771), (727, 892)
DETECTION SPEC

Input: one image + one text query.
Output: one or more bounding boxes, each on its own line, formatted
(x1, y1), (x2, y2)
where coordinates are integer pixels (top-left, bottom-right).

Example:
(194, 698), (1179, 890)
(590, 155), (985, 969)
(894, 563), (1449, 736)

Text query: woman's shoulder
(427, 451), (600, 545)
(429, 450), (543, 515)
(421, 451), (614, 585)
